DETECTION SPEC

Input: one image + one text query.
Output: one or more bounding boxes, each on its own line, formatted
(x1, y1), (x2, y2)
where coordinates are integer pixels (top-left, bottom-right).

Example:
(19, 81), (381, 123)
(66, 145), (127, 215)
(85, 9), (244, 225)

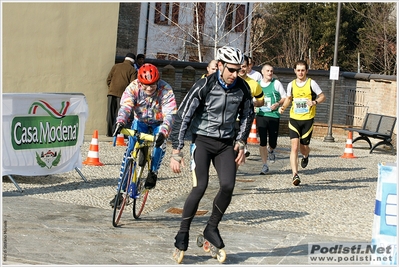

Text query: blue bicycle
(112, 128), (154, 227)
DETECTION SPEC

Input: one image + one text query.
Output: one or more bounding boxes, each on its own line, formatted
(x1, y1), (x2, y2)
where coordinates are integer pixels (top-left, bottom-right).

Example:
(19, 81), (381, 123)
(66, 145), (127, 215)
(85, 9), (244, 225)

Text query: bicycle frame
(112, 128), (155, 225)
(123, 129), (153, 199)
(115, 129), (154, 191)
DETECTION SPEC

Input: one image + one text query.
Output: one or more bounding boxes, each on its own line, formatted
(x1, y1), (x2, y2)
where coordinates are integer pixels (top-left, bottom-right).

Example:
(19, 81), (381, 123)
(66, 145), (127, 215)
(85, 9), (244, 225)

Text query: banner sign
(371, 163), (398, 265)
(2, 93), (88, 176)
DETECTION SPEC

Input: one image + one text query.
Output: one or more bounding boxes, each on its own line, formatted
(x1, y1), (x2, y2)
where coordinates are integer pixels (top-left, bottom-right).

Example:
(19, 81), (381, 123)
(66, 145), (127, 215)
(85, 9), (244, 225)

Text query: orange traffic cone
(247, 118), (259, 144)
(83, 130), (104, 166)
(115, 133), (127, 146)
(341, 131), (356, 158)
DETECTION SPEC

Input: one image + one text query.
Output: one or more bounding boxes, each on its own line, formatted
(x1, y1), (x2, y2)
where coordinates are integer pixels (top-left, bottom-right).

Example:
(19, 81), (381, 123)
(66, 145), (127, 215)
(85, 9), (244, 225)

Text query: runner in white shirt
(247, 56), (263, 82)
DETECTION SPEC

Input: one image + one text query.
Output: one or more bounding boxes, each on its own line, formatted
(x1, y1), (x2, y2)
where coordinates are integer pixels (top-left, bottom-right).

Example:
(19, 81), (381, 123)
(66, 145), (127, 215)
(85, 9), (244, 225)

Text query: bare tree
(250, 3), (311, 68)
(249, 3), (280, 65)
(151, 2), (258, 62)
(280, 19), (311, 68)
(348, 3), (396, 75)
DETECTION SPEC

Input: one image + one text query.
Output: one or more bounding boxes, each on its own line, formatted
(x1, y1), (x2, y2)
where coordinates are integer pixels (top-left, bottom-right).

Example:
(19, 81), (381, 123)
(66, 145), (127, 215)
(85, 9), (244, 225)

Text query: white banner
(2, 93), (89, 176)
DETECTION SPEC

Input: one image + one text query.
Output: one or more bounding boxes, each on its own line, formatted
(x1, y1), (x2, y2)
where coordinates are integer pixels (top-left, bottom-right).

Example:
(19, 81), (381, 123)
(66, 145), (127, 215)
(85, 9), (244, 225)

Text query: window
(156, 53), (179, 61)
(224, 4), (246, 33)
(225, 4), (233, 32)
(154, 2), (179, 25)
(156, 53), (168, 60)
(193, 3), (206, 29)
(189, 56), (200, 62)
(172, 3), (179, 24)
(168, 54), (178, 61)
(235, 4), (245, 32)
(192, 3), (206, 43)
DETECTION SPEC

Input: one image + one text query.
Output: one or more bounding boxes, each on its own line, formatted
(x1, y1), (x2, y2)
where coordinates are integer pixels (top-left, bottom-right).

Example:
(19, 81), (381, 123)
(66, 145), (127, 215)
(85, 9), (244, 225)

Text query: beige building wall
(2, 2), (119, 135)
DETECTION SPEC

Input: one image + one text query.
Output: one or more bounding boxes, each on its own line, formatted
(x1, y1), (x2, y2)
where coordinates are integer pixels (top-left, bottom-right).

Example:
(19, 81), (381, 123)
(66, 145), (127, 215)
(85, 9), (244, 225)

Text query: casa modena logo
(36, 149), (61, 169)
(11, 99), (80, 169)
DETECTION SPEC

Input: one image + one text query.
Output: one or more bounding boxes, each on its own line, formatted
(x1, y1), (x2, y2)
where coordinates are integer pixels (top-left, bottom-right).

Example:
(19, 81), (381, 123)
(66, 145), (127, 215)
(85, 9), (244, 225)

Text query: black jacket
(170, 72), (255, 150)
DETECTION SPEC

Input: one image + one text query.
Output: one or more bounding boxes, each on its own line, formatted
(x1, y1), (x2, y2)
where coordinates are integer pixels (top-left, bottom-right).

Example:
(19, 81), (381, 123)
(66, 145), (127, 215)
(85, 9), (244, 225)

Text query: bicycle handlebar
(112, 128), (155, 147)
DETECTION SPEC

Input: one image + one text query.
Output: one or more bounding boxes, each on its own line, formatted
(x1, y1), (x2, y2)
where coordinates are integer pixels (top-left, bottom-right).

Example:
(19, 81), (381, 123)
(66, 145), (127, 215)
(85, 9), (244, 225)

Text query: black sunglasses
(226, 66), (241, 73)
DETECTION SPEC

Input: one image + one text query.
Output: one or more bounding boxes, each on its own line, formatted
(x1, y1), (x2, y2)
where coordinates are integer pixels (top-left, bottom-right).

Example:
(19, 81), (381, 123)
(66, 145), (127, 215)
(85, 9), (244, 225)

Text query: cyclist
(109, 63), (177, 208)
(169, 46), (255, 254)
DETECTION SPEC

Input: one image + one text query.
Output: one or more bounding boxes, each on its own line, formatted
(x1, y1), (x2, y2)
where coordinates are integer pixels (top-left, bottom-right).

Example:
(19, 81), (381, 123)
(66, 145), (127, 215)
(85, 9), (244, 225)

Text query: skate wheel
(173, 248), (184, 264)
(217, 249), (226, 263)
(203, 240), (211, 252)
(196, 234), (204, 247)
(210, 248), (217, 258)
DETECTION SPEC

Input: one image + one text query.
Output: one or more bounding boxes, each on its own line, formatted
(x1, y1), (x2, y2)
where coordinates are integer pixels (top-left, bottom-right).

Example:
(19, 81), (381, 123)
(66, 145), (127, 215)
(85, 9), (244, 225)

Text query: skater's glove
(155, 132), (165, 147)
(171, 152), (184, 163)
(112, 122), (125, 137)
(236, 140), (245, 150)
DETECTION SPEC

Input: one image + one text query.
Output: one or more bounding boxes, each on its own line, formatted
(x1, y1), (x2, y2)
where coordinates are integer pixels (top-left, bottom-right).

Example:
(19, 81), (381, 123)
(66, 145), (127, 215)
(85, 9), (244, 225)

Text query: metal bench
(345, 113), (397, 154)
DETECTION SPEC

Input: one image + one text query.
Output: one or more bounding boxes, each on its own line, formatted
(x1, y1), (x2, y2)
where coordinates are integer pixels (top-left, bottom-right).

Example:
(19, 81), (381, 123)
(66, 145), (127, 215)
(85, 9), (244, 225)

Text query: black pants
(106, 95), (120, 136)
(256, 115), (280, 148)
(179, 134), (236, 232)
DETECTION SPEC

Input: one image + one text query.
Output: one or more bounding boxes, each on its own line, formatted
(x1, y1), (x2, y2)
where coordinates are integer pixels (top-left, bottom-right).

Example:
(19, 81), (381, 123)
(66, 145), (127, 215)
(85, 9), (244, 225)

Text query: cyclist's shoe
(109, 192), (123, 209)
(268, 149), (276, 163)
(203, 224), (225, 249)
(260, 164), (269, 175)
(292, 174), (301, 186)
(301, 156), (309, 168)
(144, 171), (157, 189)
(174, 231), (189, 251)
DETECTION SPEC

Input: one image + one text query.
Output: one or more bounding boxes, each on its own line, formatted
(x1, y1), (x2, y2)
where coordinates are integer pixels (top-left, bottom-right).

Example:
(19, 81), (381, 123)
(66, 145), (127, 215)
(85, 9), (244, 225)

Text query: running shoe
(268, 150), (276, 163)
(260, 164), (269, 175)
(292, 174), (301, 186)
(301, 156), (309, 168)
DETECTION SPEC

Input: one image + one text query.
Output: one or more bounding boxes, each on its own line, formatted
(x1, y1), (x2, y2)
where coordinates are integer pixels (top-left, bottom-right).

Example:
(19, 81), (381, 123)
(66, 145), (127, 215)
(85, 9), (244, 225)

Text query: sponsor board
(2, 93), (88, 176)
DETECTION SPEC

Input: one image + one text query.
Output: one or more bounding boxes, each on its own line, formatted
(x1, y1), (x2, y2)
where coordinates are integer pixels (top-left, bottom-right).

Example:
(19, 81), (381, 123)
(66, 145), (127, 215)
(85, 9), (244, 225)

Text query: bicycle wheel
(112, 158), (133, 227)
(132, 153), (149, 219)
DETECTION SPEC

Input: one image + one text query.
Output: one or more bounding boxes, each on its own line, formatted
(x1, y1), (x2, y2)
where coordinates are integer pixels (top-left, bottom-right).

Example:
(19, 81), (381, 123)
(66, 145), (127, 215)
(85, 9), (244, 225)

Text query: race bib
(293, 98), (309, 114)
(260, 97), (272, 112)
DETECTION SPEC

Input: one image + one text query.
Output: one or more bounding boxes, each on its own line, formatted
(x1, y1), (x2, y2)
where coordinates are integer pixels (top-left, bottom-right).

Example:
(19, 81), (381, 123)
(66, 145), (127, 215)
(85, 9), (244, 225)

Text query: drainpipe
(243, 2), (250, 54)
(144, 2), (150, 55)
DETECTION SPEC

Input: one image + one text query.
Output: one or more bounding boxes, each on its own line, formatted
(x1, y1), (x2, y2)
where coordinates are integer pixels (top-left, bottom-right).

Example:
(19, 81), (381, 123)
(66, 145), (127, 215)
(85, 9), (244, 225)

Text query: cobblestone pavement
(2, 135), (397, 265)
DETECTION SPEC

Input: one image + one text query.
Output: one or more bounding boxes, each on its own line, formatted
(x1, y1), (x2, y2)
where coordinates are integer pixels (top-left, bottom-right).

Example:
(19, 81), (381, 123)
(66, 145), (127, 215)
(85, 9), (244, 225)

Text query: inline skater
(169, 46), (255, 263)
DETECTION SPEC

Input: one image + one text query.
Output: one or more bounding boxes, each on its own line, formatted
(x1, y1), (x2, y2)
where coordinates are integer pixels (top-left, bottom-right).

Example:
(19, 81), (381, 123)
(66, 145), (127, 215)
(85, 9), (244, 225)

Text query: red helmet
(137, 63), (160, 85)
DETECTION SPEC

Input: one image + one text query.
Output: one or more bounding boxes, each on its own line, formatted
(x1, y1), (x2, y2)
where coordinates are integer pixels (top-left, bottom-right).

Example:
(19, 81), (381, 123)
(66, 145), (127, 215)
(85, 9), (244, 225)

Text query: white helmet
(217, 46), (244, 65)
